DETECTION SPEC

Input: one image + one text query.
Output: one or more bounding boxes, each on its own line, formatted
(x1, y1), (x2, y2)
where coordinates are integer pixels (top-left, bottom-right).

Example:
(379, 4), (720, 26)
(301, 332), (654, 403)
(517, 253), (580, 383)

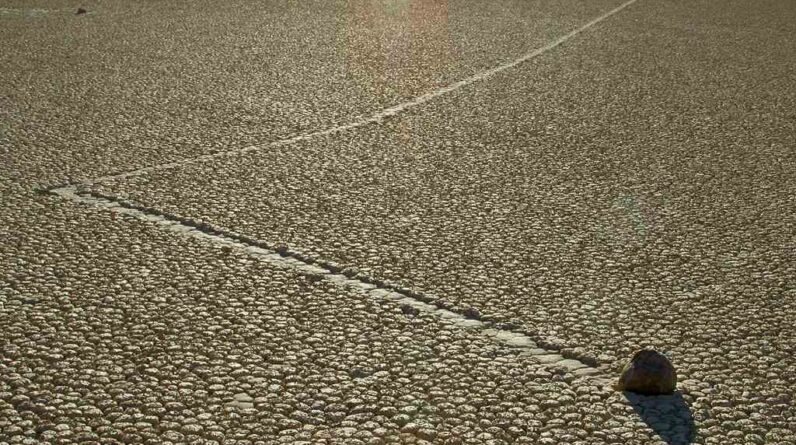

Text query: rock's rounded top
(615, 349), (677, 395)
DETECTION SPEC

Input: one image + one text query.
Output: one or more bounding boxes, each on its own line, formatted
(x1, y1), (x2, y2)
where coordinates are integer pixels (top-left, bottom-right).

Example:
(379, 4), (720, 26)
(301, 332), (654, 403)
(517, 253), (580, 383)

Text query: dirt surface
(2, 0), (795, 444)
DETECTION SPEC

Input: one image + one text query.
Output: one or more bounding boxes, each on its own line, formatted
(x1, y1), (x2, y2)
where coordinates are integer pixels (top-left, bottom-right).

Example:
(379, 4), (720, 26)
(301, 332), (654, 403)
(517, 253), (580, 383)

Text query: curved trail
(51, 0), (641, 189)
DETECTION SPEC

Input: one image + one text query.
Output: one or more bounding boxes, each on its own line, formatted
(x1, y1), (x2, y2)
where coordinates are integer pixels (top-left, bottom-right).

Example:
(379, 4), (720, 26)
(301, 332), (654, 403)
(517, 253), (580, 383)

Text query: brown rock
(615, 349), (677, 395)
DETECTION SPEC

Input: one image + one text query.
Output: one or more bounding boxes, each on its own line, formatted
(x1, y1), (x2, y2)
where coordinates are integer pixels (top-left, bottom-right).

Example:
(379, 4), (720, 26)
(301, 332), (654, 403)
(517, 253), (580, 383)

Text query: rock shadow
(624, 390), (696, 445)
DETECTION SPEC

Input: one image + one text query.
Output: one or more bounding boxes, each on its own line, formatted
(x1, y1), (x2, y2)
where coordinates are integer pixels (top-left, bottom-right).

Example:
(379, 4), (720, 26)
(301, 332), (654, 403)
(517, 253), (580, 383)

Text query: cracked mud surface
(1, 184), (696, 444)
(3, 0), (796, 444)
(85, 2), (796, 442)
(1, 0), (625, 184)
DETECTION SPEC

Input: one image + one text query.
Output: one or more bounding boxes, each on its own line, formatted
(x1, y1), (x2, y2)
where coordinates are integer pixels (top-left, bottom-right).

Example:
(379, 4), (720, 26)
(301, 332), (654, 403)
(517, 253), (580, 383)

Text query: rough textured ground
(2, 0), (795, 444)
(1, 0), (624, 184)
(86, 0), (796, 440)
(3, 183), (692, 445)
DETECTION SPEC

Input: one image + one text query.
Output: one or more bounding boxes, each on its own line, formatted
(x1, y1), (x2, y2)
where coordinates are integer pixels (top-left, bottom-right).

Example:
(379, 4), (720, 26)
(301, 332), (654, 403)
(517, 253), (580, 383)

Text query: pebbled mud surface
(2, 0), (795, 443)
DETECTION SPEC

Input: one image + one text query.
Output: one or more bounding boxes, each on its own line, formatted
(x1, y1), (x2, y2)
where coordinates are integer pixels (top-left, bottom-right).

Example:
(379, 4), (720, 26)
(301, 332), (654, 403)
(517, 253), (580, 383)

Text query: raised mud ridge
(48, 185), (613, 387)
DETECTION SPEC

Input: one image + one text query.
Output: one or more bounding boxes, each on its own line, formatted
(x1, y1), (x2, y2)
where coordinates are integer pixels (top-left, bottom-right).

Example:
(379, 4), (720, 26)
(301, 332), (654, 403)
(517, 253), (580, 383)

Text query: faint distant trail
(54, 0), (640, 188)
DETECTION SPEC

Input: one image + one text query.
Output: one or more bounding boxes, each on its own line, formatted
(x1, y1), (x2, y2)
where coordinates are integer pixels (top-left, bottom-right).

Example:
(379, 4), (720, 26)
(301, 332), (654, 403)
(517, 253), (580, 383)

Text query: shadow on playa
(624, 390), (696, 445)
